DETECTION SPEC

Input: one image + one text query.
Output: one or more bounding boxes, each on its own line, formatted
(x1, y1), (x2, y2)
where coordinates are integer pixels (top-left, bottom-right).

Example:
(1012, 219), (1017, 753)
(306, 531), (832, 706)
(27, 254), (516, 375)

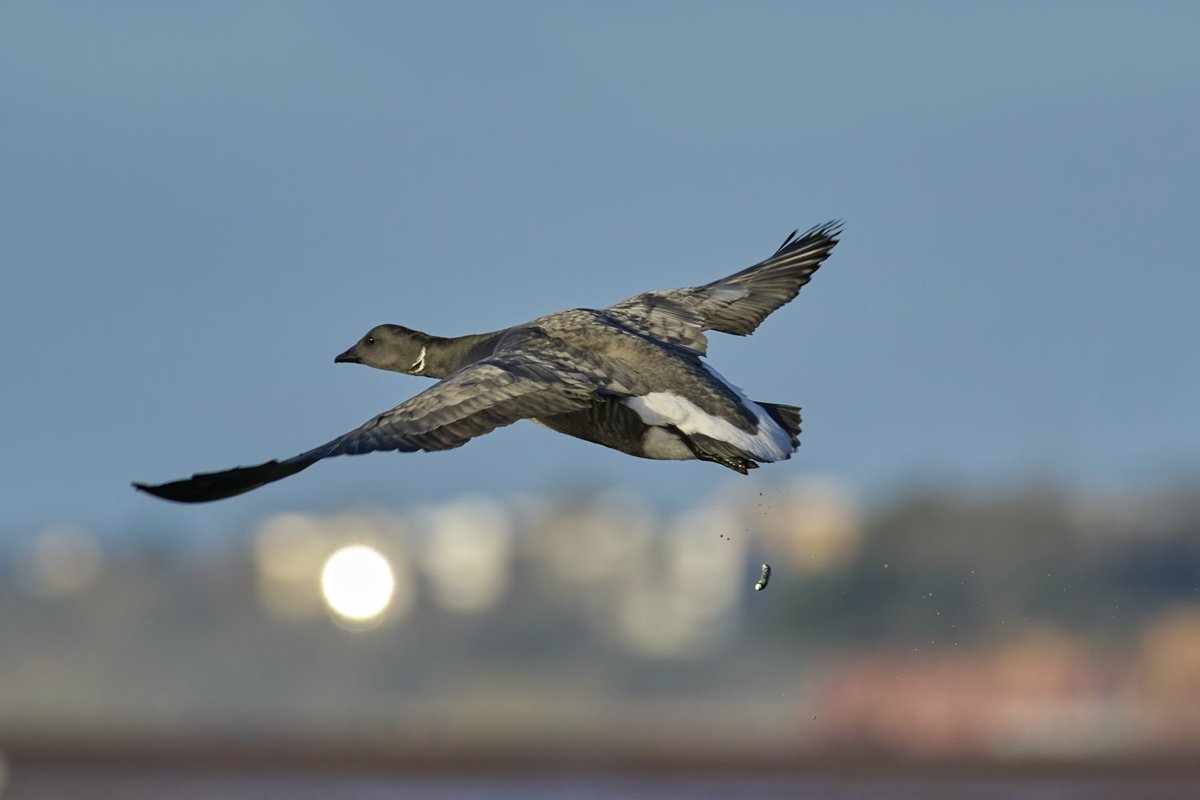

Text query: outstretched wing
(133, 335), (602, 503)
(605, 221), (841, 355)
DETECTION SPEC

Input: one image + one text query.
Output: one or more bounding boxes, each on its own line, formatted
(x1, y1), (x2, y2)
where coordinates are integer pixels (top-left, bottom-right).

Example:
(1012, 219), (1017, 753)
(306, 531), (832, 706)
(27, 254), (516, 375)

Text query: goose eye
(366, 336), (376, 345)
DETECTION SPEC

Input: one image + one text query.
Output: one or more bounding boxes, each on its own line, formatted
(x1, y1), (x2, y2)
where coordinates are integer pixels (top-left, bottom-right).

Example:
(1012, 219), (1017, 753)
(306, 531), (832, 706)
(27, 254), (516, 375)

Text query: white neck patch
(410, 346), (427, 375)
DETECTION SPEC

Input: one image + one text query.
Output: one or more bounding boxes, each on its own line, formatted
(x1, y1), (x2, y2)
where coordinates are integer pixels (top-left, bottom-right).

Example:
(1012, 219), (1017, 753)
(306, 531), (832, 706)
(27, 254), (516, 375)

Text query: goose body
(135, 222), (840, 503)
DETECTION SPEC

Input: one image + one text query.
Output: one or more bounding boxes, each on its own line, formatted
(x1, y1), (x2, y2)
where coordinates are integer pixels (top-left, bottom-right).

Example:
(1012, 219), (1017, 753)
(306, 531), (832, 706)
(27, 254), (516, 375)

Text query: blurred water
(8, 767), (1200, 800)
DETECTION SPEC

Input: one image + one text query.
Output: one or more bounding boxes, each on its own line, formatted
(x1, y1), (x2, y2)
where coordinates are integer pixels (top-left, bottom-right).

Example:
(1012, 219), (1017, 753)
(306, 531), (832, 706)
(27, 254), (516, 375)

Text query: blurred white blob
(529, 489), (655, 588)
(418, 496), (512, 613)
(616, 501), (744, 657)
(323, 512), (415, 624)
(254, 512), (414, 626)
(22, 524), (103, 597)
(253, 513), (329, 620)
(321, 544), (395, 623)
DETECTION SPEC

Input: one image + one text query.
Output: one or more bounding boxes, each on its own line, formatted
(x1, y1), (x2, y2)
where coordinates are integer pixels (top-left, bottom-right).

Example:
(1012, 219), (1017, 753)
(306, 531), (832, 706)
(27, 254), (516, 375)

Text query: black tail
(759, 402), (801, 448)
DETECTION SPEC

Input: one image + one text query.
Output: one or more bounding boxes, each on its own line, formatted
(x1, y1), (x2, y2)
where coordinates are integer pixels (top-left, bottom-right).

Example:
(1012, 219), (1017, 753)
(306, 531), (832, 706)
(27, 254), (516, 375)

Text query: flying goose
(135, 222), (840, 503)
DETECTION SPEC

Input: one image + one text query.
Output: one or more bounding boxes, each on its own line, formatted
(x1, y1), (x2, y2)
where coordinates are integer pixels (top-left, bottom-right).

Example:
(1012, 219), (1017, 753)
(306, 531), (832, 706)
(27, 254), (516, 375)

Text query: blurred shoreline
(3, 477), (1199, 777)
(7, 738), (1200, 779)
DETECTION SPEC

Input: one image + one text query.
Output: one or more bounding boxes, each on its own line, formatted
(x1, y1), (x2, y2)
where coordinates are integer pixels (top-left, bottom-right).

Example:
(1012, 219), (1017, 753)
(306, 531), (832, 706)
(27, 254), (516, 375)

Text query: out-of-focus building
(809, 628), (1136, 759)
(745, 477), (862, 573)
(417, 495), (513, 615)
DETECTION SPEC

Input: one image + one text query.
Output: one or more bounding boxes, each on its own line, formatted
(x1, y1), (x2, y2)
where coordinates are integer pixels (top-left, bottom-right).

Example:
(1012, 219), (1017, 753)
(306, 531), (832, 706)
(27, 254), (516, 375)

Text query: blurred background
(3, 1), (1200, 797)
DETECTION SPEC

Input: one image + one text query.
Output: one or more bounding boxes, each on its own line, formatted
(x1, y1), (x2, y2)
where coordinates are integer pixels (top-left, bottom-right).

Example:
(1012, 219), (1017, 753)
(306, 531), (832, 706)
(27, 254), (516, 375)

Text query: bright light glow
(320, 545), (395, 622)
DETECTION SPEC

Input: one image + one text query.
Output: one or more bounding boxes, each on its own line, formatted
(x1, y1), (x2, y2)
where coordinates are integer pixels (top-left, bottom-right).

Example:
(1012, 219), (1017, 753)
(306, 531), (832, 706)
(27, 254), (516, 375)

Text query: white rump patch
(624, 365), (793, 463)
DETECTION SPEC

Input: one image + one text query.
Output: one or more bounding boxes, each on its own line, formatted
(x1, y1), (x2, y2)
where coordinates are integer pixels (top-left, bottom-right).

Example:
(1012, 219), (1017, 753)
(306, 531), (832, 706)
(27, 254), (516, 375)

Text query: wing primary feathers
(774, 229), (800, 255)
(606, 220), (842, 350)
(132, 454), (321, 503)
(772, 220), (841, 258)
(132, 336), (602, 503)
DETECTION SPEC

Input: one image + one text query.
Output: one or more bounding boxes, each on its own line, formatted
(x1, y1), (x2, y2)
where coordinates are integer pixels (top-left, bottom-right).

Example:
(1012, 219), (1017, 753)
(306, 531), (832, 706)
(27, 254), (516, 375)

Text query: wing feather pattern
(133, 337), (600, 503)
(606, 221), (840, 355)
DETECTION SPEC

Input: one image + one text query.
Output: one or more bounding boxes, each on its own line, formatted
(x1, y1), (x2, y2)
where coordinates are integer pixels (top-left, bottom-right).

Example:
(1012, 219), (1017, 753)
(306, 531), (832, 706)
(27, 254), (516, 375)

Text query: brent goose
(135, 222), (840, 503)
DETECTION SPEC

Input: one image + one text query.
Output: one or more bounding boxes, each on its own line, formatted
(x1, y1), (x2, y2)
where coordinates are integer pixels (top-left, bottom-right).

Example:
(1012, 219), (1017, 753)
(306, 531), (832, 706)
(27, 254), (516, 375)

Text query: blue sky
(3, 2), (1199, 536)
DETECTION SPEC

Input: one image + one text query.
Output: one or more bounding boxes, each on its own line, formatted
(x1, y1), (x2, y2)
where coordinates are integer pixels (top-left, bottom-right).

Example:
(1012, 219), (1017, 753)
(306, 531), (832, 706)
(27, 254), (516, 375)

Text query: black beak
(335, 346), (362, 364)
